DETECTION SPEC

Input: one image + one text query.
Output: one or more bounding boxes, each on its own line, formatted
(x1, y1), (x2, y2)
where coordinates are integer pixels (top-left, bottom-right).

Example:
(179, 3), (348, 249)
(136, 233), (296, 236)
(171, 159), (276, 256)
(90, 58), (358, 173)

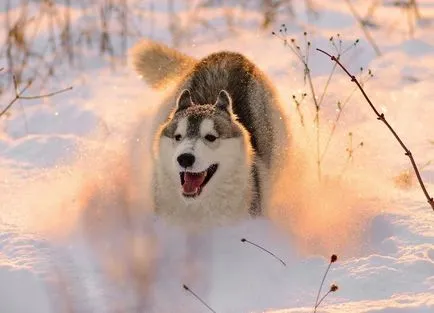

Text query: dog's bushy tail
(131, 40), (197, 89)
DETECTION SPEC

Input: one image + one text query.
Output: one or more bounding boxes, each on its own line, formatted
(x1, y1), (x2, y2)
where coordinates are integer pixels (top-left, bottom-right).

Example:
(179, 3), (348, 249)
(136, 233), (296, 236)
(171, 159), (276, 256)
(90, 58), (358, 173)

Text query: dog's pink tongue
(183, 172), (206, 193)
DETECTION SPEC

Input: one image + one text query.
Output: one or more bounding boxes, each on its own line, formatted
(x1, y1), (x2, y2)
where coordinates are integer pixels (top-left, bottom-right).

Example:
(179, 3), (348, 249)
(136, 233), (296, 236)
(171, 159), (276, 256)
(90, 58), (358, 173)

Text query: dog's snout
(177, 153), (195, 168)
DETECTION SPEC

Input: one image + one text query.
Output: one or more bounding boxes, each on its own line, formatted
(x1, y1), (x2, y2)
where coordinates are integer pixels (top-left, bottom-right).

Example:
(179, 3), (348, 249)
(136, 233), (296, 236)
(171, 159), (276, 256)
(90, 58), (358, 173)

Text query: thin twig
(241, 238), (286, 267)
(183, 284), (216, 313)
(0, 77), (32, 118)
(314, 284), (339, 311)
(339, 132), (364, 177)
(303, 40), (321, 181)
(273, 30), (322, 180)
(320, 66), (372, 162)
(306, 67), (321, 181)
(406, 3), (415, 38)
(313, 263), (331, 310)
(344, 0), (381, 56)
(364, 0), (381, 22)
(317, 62), (338, 107)
(319, 88), (357, 162)
(317, 48), (434, 211)
(318, 37), (361, 163)
(313, 255), (338, 313)
(1, 77), (72, 118)
(292, 93), (307, 127)
(302, 37), (321, 180)
(19, 86), (73, 99)
(410, 0), (421, 20)
(315, 290), (332, 310)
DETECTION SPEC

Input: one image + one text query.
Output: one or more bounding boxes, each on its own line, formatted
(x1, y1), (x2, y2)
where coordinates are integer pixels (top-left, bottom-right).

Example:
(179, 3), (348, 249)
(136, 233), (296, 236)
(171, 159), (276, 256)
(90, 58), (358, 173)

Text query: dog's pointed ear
(215, 90), (233, 114)
(176, 89), (193, 112)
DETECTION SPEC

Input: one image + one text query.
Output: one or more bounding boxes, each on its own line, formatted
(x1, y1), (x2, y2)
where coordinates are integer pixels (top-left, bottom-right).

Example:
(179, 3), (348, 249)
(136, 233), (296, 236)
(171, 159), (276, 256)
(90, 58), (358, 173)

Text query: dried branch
(1, 75), (72, 118)
(313, 254), (338, 313)
(18, 86), (73, 100)
(0, 76), (32, 118)
(340, 132), (364, 177)
(344, 0), (381, 56)
(364, 0), (381, 22)
(320, 66), (372, 163)
(317, 48), (434, 212)
(241, 238), (286, 266)
(314, 284), (339, 312)
(410, 0), (421, 20)
(182, 284), (216, 313)
(292, 93), (307, 127)
(273, 29), (322, 180)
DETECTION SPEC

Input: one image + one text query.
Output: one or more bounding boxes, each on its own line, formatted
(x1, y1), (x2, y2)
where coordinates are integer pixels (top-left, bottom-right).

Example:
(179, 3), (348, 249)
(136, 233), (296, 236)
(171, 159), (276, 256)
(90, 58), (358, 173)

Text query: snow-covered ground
(1, 1), (434, 312)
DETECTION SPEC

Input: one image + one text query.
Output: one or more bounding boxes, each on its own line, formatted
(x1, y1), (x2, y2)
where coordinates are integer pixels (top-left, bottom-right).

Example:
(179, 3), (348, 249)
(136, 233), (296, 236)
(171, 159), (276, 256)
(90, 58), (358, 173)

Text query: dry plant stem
(316, 61), (339, 164)
(304, 41), (321, 181)
(19, 86), (73, 100)
(318, 62), (338, 107)
(313, 262), (332, 312)
(314, 290), (332, 311)
(344, 0), (381, 56)
(304, 65), (321, 180)
(0, 78), (31, 118)
(407, 5), (415, 38)
(320, 87), (358, 162)
(293, 97), (305, 127)
(317, 48), (434, 211)
(340, 139), (363, 178)
(183, 284), (216, 313)
(1, 76), (72, 118)
(241, 238), (286, 266)
(275, 32), (322, 180)
(410, 0), (421, 20)
(364, 0), (381, 21)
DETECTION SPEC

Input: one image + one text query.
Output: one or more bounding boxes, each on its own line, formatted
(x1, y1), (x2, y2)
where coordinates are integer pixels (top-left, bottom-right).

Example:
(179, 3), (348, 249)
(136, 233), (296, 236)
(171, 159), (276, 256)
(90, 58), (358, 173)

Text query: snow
(1, 0), (434, 312)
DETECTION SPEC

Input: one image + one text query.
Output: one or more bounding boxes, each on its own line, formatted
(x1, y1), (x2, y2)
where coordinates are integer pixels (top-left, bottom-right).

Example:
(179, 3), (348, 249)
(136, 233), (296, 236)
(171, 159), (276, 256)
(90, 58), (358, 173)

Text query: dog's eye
(204, 134), (218, 142)
(174, 134), (182, 141)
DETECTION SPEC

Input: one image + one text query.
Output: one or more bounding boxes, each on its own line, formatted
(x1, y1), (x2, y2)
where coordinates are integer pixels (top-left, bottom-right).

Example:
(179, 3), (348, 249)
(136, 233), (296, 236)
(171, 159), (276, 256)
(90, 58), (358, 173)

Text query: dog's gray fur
(131, 40), (290, 228)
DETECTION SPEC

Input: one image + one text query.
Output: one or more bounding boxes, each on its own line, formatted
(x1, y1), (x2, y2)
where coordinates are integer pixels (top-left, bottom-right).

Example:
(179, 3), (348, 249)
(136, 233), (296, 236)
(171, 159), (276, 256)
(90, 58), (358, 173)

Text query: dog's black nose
(177, 153), (195, 168)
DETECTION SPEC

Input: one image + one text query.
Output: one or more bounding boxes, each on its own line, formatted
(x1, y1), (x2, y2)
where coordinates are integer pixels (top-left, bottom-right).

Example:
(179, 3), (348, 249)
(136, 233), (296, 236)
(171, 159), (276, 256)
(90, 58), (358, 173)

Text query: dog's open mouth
(179, 164), (218, 197)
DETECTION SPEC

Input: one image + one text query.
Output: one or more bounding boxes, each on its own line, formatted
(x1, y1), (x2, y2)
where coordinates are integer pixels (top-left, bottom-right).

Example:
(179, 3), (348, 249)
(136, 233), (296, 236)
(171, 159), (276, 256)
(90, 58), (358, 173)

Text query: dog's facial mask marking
(173, 118), (187, 143)
(159, 89), (247, 199)
(200, 119), (219, 146)
(177, 118), (220, 198)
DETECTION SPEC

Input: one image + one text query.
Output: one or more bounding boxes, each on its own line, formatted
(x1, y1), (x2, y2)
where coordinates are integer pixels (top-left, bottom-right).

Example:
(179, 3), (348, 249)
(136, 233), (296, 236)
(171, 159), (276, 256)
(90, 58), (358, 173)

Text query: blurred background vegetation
(0, 0), (307, 92)
(0, 0), (426, 102)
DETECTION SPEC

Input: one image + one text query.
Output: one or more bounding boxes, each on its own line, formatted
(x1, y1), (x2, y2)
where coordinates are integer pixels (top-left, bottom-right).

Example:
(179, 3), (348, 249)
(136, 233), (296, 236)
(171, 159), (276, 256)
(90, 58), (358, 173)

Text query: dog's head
(156, 89), (252, 200)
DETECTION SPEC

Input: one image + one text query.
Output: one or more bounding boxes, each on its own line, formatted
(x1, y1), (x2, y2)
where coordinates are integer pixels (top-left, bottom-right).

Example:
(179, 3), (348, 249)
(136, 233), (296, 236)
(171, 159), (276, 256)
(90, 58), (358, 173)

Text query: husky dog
(131, 40), (290, 228)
